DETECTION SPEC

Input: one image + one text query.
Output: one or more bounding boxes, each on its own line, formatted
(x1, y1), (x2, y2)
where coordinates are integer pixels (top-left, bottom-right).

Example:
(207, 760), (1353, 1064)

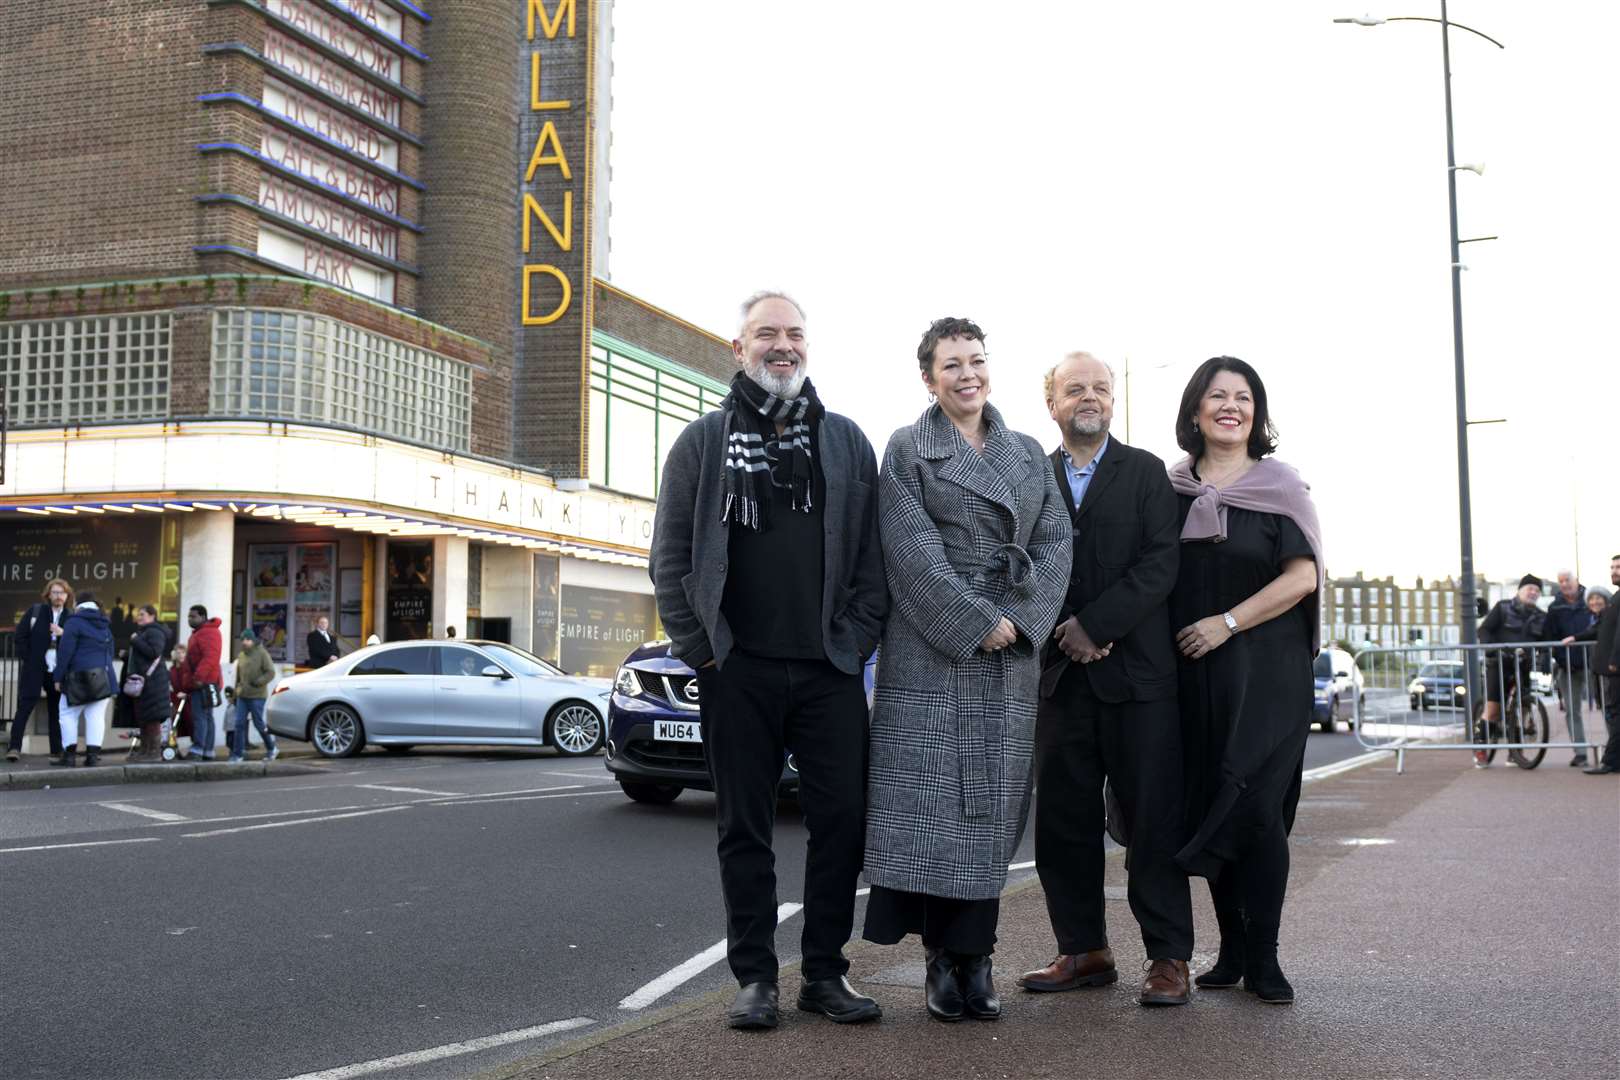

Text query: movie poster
(560, 586), (657, 677)
(247, 546), (291, 659)
(385, 540), (432, 640)
(532, 555), (560, 665)
(0, 517), (164, 630)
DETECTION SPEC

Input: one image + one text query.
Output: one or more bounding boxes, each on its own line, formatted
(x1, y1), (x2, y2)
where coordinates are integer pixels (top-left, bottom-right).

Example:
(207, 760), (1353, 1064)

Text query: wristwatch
(1222, 611), (1239, 633)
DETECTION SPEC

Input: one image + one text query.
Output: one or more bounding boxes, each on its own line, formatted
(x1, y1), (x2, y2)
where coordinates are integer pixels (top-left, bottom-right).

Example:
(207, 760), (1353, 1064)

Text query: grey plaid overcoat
(864, 404), (1072, 900)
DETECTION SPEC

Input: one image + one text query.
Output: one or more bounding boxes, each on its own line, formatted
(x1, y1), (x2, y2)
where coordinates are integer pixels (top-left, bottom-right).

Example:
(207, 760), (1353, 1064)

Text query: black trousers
(1034, 669), (1193, 960)
(7, 684), (63, 755)
(1602, 675), (1620, 770)
(696, 652), (868, 986)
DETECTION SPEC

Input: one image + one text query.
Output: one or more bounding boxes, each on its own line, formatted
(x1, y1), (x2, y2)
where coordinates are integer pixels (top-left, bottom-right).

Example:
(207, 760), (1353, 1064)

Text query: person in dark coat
(53, 592), (120, 768)
(124, 605), (173, 763)
(862, 318), (1070, 1022)
(1567, 556), (1620, 774)
(173, 605), (224, 761)
(6, 577), (72, 761)
(1543, 570), (1593, 766)
(307, 616), (341, 668)
(1017, 351), (1194, 1007)
(649, 291), (888, 1031)
(1166, 357), (1323, 1006)
(1477, 575), (1546, 768)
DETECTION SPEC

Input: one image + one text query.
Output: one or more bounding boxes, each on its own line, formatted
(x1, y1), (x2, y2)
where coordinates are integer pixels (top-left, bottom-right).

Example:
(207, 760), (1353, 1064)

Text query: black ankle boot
(1241, 922), (1294, 1004)
(1196, 905), (1247, 989)
(50, 749), (77, 768)
(924, 948), (965, 1022)
(953, 953), (1000, 1020)
(83, 745), (101, 767)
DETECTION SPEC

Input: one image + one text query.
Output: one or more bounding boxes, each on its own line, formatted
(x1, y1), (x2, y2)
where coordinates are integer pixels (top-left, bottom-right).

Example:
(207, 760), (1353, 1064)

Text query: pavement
(494, 750), (1619, 1080)
(1, 743), (328, 788)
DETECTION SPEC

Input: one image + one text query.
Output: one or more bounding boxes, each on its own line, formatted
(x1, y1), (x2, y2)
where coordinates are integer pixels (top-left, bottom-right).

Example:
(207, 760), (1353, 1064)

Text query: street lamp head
(1453, 162), (1486, 175)
(1333, 14), (1387, 26)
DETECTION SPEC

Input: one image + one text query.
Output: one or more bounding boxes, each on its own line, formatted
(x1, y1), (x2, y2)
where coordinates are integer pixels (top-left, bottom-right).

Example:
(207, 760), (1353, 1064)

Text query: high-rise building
(1, 1), (731, 737)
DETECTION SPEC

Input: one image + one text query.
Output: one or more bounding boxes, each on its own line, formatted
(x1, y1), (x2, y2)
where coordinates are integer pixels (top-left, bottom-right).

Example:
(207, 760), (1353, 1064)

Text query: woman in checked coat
(862, 317), (1071, 1022)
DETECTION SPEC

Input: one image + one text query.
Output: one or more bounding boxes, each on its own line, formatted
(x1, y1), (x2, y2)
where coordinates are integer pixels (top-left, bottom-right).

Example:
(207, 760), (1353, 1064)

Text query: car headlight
(1409, 681), (1425, 694)
(1453, 685), (1466, 696)
(613, 667), (639, 696)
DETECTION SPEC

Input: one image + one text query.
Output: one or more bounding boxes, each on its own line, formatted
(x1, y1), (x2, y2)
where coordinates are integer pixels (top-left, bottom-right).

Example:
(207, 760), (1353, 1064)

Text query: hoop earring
(928, 392), (937, 405)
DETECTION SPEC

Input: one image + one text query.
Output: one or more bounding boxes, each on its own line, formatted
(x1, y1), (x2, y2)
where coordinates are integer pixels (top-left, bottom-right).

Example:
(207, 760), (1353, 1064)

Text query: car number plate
(655, 719), (702, 743)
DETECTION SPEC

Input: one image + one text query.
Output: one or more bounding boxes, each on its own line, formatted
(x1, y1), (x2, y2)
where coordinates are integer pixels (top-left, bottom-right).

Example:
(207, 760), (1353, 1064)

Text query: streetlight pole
(1335, 5), (1503, 666)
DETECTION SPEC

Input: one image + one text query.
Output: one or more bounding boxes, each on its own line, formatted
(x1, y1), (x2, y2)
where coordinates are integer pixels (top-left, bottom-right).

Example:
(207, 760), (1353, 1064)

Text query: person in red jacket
(173, 605), (223, 761)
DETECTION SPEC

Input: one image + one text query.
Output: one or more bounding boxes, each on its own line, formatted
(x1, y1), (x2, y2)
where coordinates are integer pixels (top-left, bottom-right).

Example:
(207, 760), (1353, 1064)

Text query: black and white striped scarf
(721, 371), (824, 530)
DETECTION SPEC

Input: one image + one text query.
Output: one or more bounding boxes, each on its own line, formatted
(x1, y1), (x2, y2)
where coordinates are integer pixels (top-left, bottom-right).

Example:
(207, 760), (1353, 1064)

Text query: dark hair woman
(1165, 356), (1323, 1004)
(124, 605), (173, 762)
(862, 317), (1072, 1021)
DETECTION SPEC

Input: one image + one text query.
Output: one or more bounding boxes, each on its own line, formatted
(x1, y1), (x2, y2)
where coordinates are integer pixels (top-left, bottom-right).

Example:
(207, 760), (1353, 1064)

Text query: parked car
(1312, 647), (1363, 732)
(266, 639), (611, 758)
(605, 641), (876, 804)
(1408, 659), (1466, 711)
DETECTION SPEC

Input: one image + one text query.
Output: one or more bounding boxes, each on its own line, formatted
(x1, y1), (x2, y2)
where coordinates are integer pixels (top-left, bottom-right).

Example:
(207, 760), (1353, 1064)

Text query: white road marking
(277, 1016), (596, 1080)
(0, 837), (162, 854)
(98, 802), (188, 823)
(355, 784), (463, 797)
(427, 790), (620, 807)
(1302, 748), (1398, 783)
(148, 805), (371, 828)
(619, 903), (805, 1011)
(183, 805), (409, 838)
(424, 784), (585, 800)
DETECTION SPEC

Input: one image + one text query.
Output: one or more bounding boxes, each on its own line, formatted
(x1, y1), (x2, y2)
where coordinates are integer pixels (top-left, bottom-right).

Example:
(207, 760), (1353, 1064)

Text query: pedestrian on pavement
(1017, 351), (1195, 1008)
(1565, 555), (1620, 775)
(1166, 356), (1323, 1006)
(228, 628), (278, 762)
(173, 605), (224, 762)
(6, 577), (72, 762)
(649, 291), (888, 1031)
(53, 591), (120, 768)
(862, 317), (1070, 1023)
(307, 615), (341, 668)
(445, 625), (456, 639)
(1477, 575), (1546, 768)
(1584, 590), (1609, 708)
(1542, 569), (1593, 766)
(123, 605), (173, 762)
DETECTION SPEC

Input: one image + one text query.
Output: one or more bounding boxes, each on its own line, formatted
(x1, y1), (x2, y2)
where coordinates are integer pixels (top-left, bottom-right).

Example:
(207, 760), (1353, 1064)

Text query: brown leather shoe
(1138, 958), (1191, 1006)
(1017, 949), (1118, 992)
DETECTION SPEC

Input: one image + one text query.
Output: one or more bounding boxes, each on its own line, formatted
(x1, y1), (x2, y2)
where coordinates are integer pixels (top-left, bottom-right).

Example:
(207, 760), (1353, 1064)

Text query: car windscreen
(1417, 663), (1461, 679)
(480, 643), (559, 677)
(351, 645), (435, 676)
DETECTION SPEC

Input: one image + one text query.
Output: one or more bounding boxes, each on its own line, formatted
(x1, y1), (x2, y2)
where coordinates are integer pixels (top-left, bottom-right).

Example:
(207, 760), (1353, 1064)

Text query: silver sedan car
(266, 639), (613, 758)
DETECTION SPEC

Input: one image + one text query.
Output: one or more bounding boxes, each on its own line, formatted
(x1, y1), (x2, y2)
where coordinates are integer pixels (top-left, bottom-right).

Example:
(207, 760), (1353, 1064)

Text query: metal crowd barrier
(1351, 640), (1605, 773)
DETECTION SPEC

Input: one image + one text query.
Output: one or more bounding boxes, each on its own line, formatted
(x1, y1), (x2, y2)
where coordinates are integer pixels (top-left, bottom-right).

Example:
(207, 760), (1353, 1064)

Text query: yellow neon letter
(523, 121), (572, 181)
(522, 264), (572, 325)
(523, 191), (573, 252)
(530, 53), (572, 110)
(527, 0), (576, 41)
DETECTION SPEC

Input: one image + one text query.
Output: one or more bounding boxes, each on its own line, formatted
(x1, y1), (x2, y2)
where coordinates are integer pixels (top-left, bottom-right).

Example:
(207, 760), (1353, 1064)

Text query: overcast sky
(603, 0), (1616, 589)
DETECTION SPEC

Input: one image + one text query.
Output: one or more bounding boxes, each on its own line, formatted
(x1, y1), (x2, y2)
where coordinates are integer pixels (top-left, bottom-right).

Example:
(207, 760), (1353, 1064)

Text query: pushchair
(130, 693), (187, 762)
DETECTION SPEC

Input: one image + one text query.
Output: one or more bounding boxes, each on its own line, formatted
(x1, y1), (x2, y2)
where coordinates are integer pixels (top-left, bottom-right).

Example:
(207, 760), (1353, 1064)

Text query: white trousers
(60, 697), (110, 750)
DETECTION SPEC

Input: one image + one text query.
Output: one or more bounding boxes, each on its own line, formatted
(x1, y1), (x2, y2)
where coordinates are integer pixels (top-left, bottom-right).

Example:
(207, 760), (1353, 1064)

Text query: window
(352, 645), (435, 676)
(588, 336), (729, 498)
(1, 313), (171, 425)
(1334, 587), (1345, 604)
(482, 641), (562, 676)
(212, 309), (471, 450)
(439, 646), (494, 678)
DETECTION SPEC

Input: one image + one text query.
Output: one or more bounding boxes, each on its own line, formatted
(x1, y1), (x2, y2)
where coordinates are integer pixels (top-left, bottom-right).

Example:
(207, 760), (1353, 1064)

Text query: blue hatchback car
(605, 641), (876, 804)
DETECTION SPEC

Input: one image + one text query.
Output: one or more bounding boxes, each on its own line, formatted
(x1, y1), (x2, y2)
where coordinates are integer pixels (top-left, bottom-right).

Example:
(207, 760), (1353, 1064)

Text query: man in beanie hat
(228, 627), (278, 762)
(1476, 575), (1547, 768)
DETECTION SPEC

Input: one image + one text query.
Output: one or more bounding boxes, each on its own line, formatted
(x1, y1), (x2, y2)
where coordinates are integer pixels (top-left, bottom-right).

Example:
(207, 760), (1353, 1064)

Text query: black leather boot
(924, 948), (965, 1022)
(50, 748), (77, 768)
(954, 953), (1000, 1020)
(1241, 922), (1294, 1004)
(1195, 905), (1247, 989)
(83, 745), (101, 767)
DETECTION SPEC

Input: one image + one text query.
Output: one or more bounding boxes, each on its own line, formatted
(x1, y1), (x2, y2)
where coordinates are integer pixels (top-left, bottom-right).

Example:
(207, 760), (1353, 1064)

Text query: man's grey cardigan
(649, 409), (887, 674)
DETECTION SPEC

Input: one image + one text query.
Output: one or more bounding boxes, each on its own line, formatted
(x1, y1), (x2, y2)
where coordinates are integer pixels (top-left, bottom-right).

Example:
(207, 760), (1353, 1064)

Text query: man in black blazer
(1018, 352), (1194, 1006)
(306, 616), (340, 668)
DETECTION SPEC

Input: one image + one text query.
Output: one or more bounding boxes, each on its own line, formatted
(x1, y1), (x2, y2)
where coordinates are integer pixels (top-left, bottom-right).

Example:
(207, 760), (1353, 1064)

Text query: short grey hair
(1044, 351), (1116, 403)
(736, 290), (806, 337)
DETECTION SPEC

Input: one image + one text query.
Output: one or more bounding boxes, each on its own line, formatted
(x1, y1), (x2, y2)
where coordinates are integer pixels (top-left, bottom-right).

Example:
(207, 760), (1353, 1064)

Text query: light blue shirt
(1059, 436), (1109, 511)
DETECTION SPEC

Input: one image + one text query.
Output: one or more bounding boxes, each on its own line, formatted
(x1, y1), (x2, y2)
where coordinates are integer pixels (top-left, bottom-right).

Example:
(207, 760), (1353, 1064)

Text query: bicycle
(1471, 663), (1550, 770)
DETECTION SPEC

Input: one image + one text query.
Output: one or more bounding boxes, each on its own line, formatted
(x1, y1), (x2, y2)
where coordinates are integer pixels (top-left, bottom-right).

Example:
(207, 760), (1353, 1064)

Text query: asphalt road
(0, 729), (1378, 1080)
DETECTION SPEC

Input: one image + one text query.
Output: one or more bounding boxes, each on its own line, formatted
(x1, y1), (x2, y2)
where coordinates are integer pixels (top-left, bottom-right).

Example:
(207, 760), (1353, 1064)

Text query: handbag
(123, 652), (164, 698)
(64, 667), (113, 706)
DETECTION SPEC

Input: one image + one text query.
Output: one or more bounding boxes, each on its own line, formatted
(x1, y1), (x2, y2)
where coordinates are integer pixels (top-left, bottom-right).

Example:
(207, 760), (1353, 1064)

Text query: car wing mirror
(481, 665), (511, 679)
(1334, 669), (1350, 678)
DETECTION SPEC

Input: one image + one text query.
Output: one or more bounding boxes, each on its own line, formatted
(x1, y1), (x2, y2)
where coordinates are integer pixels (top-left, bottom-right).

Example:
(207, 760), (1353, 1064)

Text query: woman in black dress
(1165, 357), (1323, 1005)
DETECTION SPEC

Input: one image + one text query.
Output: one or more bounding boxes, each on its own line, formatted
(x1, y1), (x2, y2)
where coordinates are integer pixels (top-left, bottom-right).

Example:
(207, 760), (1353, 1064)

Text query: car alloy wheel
(548, 703), (604, 756)
(311, 705), (362, 758)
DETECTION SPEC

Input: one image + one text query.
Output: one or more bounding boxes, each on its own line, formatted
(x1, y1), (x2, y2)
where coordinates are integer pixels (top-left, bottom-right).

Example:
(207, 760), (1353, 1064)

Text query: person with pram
(1475, 574), (1548, 769)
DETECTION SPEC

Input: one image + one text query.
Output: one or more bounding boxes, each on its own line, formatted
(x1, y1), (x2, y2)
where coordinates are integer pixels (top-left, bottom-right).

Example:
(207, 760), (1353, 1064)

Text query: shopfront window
(1, 313), (171, 426)
(212, 309), (471, 450)
(588, 335), (729, 498)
